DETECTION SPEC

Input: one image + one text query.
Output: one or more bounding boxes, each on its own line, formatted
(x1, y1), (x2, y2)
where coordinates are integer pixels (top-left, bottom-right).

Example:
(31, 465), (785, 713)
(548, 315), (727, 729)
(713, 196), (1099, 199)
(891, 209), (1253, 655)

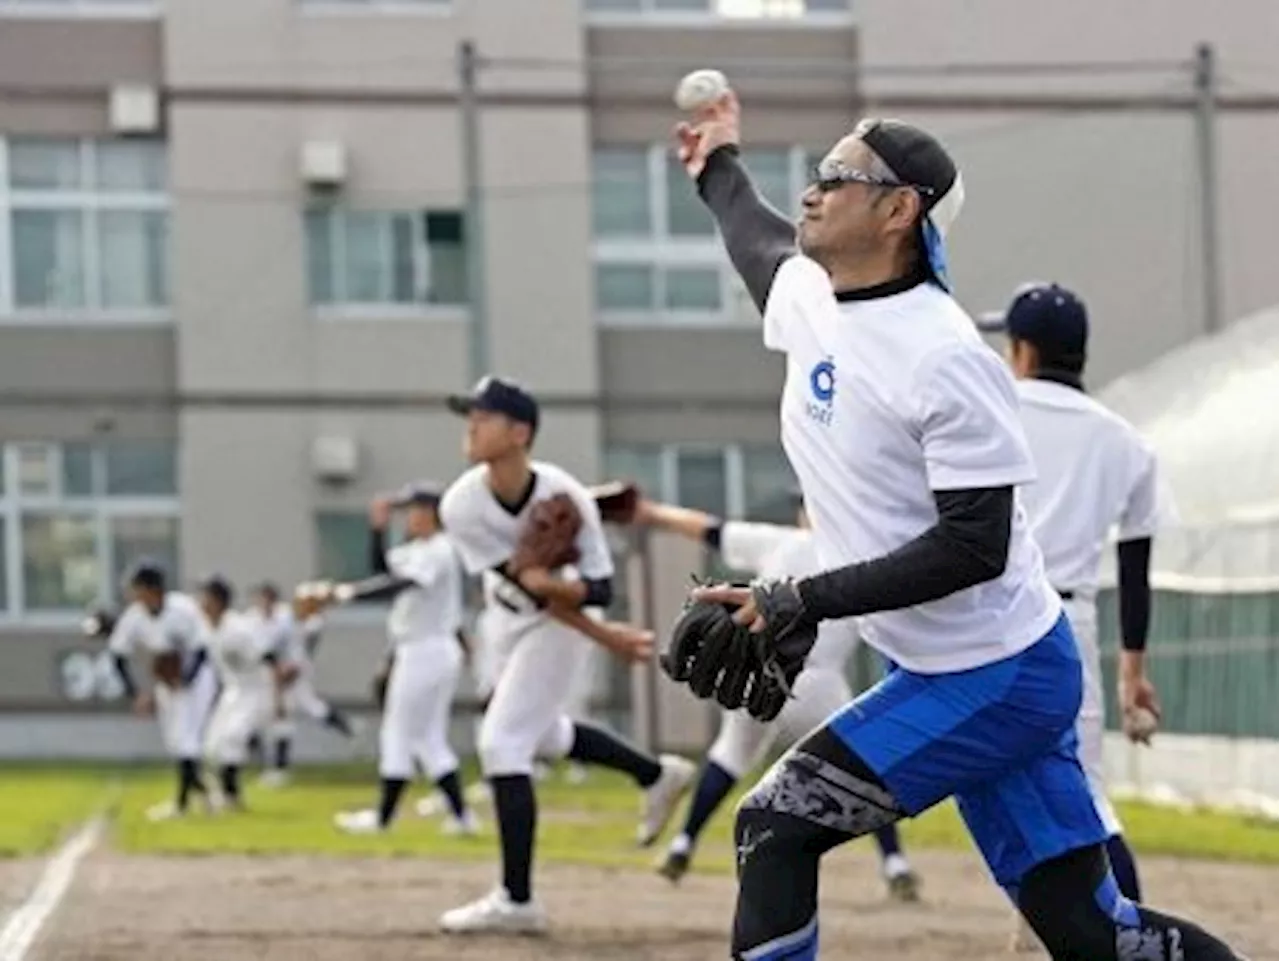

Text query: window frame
(583, 0), (853, 26)
(0, 0), (162, 20)
(305, 205), (470, 321)
(0, 441), (180, 625)
(593, 143), (812, 327)
(0, 137), (171, 325)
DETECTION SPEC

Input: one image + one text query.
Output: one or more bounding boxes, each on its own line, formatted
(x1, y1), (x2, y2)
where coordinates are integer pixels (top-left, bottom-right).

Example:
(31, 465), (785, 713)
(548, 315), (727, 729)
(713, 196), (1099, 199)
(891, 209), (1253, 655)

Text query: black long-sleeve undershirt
(797, 487), (1014, 622)
(696, 145), (797, 314)
(1117, 537), (1152, 653)
(113, 654), (137, 699)
(369, 528), (390, 576)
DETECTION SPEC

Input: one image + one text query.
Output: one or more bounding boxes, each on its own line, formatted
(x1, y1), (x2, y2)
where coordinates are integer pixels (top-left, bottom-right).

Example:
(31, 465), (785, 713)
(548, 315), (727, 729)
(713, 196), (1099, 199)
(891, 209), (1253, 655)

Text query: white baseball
(674, 69), (729, 111)
(1126, 706), (1159, 741)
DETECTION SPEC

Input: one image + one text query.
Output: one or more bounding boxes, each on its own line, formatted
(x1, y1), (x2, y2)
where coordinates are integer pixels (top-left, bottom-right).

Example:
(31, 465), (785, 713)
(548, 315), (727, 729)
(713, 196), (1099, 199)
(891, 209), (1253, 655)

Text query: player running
(627, 490), (919, 898)
(666, 85), (1245, 960)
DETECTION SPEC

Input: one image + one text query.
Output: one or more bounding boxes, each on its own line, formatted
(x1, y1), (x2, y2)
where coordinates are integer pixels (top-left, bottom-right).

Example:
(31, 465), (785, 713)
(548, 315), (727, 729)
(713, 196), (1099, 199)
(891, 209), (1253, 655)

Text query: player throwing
(629, 491), (918, 898)
(332, 483), (476, 836)
(105, 560), (220, 821)
(437, 375), (694, 935)
(666, 84), (1246, 959)
(991, 282), (1168, 950)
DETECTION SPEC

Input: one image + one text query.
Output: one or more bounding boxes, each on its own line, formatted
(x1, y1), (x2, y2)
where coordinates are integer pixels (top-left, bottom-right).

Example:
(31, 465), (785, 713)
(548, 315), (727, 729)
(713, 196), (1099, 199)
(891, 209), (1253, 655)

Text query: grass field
(1, 761), (1275, 870)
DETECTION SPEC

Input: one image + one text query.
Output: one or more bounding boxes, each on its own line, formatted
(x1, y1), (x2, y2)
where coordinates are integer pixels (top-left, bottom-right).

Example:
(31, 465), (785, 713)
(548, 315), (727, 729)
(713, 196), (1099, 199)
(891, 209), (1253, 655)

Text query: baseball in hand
(674, 68), (729, 112)
(1124, 706), (1159, 743)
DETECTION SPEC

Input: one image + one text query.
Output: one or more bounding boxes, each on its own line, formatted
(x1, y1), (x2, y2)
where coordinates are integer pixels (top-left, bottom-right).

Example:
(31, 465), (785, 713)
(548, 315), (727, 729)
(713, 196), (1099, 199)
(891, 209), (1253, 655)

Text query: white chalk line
(0, 817), (104, 961)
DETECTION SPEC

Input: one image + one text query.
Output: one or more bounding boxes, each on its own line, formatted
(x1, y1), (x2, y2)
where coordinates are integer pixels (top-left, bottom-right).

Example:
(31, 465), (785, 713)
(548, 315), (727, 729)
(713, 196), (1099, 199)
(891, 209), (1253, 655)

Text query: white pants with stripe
(205, 682), (275, 766)
(156, 663), (219, 759)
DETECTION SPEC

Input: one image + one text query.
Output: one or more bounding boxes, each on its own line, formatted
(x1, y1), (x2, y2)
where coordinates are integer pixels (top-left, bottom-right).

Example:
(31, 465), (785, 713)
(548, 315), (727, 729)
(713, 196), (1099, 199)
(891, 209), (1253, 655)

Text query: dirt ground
(25, 848), (1280, 961)
(0, 859), (40, 919)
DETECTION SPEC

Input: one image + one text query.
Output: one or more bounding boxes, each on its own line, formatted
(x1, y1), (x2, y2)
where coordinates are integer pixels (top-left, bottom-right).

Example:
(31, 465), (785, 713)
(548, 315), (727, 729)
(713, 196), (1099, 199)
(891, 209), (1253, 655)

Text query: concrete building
(0, 0), (1274, 723)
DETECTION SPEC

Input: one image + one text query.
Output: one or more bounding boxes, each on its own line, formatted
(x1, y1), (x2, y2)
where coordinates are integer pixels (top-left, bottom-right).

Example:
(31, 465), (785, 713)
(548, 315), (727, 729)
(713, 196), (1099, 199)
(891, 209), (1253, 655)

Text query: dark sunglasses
(808, 159), (936, 198)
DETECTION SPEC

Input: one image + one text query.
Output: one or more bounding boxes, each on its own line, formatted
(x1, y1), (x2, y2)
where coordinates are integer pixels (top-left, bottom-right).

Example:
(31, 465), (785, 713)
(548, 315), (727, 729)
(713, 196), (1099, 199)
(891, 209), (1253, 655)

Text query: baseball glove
(660, 578), (819, 722)
(590, 480), (641, 525)
(151, 650), (183, 688)
(509, 493), (582, 572)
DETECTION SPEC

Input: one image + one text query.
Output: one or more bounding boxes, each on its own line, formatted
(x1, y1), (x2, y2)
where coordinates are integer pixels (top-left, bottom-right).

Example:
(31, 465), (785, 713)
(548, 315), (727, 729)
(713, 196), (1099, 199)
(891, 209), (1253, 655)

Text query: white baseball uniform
(379, 531), (467, 781)
(1015, 377), (1162, 836)
(708, 522), (861, 777)
(108, 591), (219, 758)
(204, 610), (281, 765)
(439, 462), (614, 777)
(257, 604), (332, 725)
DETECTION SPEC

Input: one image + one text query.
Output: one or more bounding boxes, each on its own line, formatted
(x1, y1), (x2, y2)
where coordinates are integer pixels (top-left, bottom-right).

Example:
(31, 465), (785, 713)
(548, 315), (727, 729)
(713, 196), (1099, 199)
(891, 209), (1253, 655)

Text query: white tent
(1097, 306), (1279, 592)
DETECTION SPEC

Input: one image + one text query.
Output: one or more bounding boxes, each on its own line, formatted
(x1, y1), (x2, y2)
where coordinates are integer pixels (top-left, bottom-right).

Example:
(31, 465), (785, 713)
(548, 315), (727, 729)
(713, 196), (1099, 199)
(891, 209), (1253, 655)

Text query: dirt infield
(27, 847), (1280, 960)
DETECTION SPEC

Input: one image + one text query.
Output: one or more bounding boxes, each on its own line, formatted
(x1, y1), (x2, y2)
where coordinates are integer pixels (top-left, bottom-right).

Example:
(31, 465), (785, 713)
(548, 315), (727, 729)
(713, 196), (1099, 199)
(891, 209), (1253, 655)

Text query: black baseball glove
(659, 578), (819, 722)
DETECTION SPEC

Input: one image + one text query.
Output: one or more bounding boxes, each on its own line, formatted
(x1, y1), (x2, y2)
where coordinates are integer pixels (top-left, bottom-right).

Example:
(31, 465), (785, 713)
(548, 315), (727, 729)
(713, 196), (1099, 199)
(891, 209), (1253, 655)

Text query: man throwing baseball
(989, 282), (1168, 949)
(664, 84), (1245, 960)
(332, 482), (476, 836)
(630, 490), (918, 899)
(436, 375), (694, 935)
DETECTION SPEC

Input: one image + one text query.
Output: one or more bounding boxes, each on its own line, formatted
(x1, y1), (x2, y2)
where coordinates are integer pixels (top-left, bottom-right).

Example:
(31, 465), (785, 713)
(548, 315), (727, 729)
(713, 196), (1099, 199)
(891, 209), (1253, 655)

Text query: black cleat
(886, 869), (922, 903)
(657, 849), (691, 885)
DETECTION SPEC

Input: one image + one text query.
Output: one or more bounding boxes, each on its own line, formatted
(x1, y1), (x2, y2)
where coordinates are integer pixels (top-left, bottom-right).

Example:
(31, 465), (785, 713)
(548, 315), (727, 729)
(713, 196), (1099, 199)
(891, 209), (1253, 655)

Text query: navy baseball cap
(198, 574), (234, 607)
(982, 282), (1089, 366)
(391, 480), (445, 509)
(126, 558), (167, 591)
(447, 376), (540, 434)
(853, 118), (965, 291)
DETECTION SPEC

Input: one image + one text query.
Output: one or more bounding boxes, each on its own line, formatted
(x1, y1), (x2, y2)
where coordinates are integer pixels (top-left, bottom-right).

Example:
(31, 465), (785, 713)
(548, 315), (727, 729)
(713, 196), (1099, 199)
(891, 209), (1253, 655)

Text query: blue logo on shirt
(807, 358), (835, 425)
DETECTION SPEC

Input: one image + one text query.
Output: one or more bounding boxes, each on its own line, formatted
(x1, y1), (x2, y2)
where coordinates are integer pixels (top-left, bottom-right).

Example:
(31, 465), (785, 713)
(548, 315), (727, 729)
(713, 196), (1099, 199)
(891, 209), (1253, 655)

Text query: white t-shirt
(720, 521), (859, 671)
(440, 462), (614, 622)
(1015, 378), (1164, 599)
(763, 256), (1060, 673)
(244, 604), (294, 661)
(108, 591), (209, 662)
(383, 532), (465, 646)
(206, 610), (277, 691)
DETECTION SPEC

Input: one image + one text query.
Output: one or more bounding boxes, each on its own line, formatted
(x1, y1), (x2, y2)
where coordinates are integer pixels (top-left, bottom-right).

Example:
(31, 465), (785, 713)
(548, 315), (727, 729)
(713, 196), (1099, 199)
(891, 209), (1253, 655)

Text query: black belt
(1056, 589), (1075, 601)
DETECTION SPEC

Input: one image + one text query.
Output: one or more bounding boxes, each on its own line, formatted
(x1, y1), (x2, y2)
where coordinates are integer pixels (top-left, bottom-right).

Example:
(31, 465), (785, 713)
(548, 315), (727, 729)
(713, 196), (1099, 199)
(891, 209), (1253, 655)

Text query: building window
(592, 145), (812, 325)
(314, 510), (372, 582)
(584, 0), (850, 17)
(603, 443), (796, 523)
(0, 0), (162, 17)
(1, 137), (170, 317)
(0, 440), (180, 619)
(305, 207), (467, 310)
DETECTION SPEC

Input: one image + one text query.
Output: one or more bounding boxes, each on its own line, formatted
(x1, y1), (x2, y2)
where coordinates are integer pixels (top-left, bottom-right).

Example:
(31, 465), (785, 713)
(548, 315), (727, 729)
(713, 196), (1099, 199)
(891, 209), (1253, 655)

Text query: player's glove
(509, 493), (583, 573)
(151, 650), (184, 688)
(659, 578), (819, 723)
(589, 480), (641, 525)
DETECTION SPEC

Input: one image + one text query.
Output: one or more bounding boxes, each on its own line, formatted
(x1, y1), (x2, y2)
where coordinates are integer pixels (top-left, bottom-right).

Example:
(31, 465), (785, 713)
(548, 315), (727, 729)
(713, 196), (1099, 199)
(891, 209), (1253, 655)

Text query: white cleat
(333, 808), (384, 835)
(464, 781), (493, 808)
(415, 792), (447, 818)
(441, 811), (481, 837)
(145, 800), (181, 822)
(637, 754), (696, 848)
(258, 769), (290, 789)
(440, 887), (548, 935)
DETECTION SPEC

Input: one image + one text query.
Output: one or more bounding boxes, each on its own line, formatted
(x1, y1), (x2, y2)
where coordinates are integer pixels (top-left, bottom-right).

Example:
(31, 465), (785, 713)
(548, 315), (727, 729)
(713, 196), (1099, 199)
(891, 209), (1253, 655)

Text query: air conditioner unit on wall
(312, 435), (360, 483)
(109, 84), (161, 135)
(301, 140), (347, 189)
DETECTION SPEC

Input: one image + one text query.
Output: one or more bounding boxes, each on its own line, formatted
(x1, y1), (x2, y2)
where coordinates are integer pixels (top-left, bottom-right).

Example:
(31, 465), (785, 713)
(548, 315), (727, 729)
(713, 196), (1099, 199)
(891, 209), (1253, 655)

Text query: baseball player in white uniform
(250, 582), (356, 787)
(199, 575), (290, 812)
(436, 375), (694, 935)
(106, 560), (220, 821)
(333, 482), (476, 835)
(988, 282), (1166, 948)
(631, 492), (919, 898)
